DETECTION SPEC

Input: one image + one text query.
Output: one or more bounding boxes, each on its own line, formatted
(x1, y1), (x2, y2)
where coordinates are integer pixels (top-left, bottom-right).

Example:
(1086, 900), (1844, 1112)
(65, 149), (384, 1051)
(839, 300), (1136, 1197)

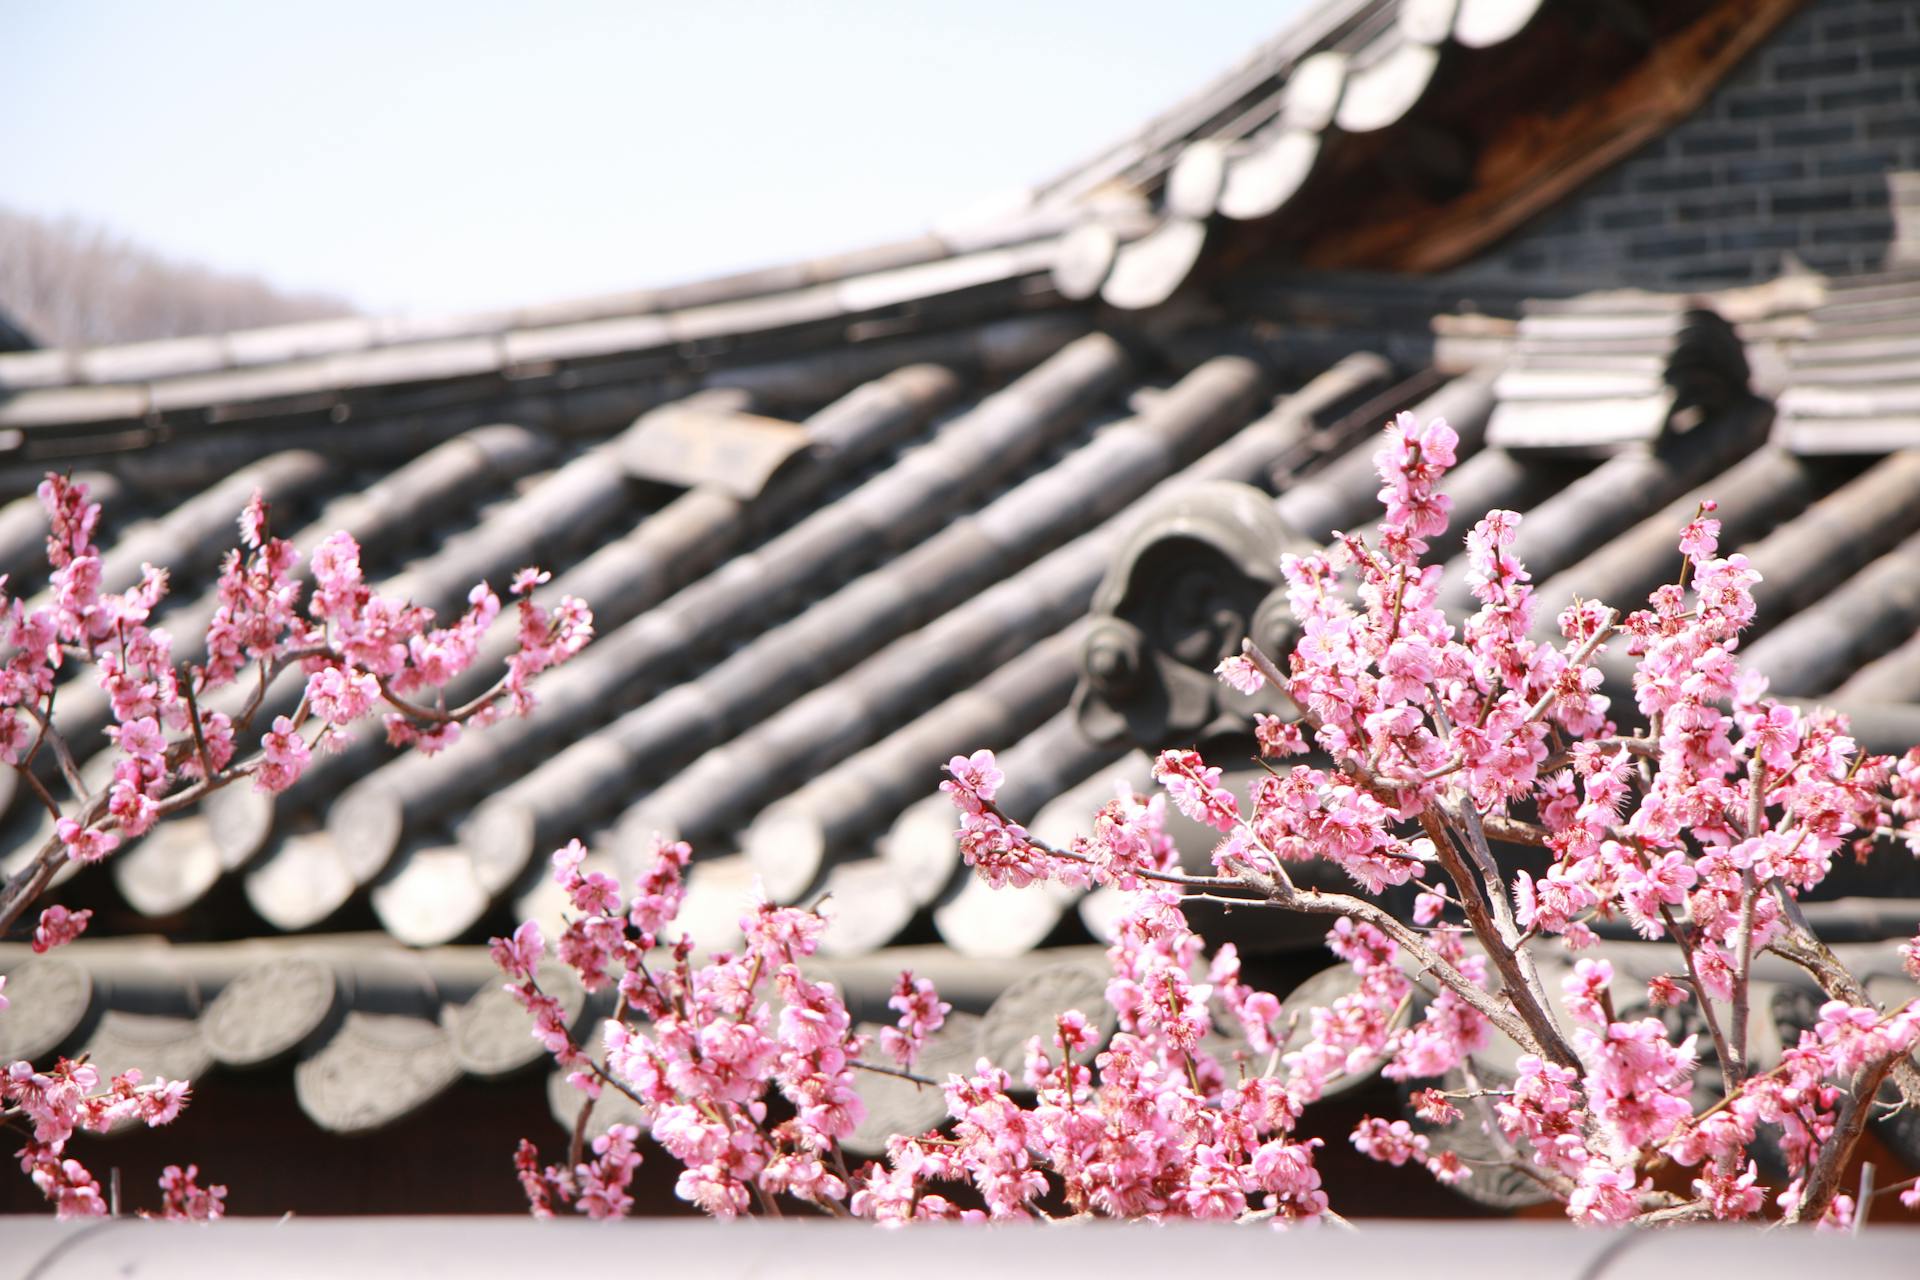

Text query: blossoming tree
(1, 474), (591, 1217)
(500, 412), (1920, 1228)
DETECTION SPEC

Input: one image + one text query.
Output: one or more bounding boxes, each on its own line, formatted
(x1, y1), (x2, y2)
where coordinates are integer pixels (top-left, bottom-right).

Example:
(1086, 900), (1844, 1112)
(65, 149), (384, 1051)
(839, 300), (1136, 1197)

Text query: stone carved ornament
(1072, 480), (1306, 751)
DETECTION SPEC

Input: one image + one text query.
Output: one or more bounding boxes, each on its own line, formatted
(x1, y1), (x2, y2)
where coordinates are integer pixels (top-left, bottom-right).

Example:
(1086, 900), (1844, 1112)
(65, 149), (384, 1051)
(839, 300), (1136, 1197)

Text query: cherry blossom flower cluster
(2, 473), (591, 1216)
(921, 409), (1920, 1227)
(151, 1163), (228, 1221)
(484, 409), (1920, 1226)
(498, 837), (891, 1219)
(3, 1057), (206, 1218)
(880, 973), (949, 1069)
(496, 815), (1492, 1223)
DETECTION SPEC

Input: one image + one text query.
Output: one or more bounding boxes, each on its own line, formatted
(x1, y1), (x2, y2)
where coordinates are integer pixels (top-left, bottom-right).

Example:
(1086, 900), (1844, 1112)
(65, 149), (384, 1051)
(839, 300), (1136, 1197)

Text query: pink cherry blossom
(54, 818), (119, 865)
(939, 748), (1003, 815)
(31, 904), (92, 952)
(1350, 1115), (1428, 1166)
(252, 714), (311, 793)
(153, 1164), (227, 1221)
(1254, 713), (1308, 758)
(237, 490), (269, 549)
(1677, 500), (1720, 562)
(490, 920), (545, 983)
(306, 665), (379, 726)
(879, 972), (949, 1069)
(1214, 653), (1265, 695)
(1152, 749), (1239, 832)
(1410, 1088), (1461, 1126)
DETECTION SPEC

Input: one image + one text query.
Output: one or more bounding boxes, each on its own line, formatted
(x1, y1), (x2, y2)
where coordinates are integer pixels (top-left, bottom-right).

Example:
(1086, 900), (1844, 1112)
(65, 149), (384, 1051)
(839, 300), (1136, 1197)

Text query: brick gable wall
(1457, 0), (1920, 287)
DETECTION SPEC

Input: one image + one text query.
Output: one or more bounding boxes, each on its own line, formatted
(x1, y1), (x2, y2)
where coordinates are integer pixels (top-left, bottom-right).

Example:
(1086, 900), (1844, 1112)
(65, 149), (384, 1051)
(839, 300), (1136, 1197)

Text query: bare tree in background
(0, 206), (357, 349)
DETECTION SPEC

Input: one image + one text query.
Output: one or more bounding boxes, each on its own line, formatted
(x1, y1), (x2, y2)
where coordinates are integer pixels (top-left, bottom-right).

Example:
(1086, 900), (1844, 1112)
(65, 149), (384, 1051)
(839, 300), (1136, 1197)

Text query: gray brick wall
(1456, 0), (1920, 288)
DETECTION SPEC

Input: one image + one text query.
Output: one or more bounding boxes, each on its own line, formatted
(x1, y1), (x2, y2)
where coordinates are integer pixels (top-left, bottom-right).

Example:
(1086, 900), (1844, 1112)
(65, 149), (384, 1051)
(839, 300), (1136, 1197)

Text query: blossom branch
(850, 1060), (942, 1088)
(1729, 757), (1765, 1079)
(1420, 809), (1577, 1072)
(1656, 902), (1739, 1097)
(20, 700), (86, 802)
(1785, 1047), (1905, 1225)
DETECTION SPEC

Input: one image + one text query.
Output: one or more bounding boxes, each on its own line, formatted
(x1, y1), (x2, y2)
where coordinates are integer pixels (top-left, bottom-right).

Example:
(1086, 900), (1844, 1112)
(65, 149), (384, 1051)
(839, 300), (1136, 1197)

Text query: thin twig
(1481, 814), (1553, 848)
(0, 785), (112, 936)
(1240, 637), (1288, 691)
(1869, 1171), (1920, 1201)
(566, 1070), (600, 1169)
(1538, 735), (1658, 775)
(19, 683), (56, 772)
(180, 667), (217, 783)
(20, 701), (85, 801)
(1730, 757), (1764, 1080)
(1657, 902), (1738, 1097)
(850, 1059), (942, 1088)
(374, 637), (544, 728)
(15, 765), (63, 822)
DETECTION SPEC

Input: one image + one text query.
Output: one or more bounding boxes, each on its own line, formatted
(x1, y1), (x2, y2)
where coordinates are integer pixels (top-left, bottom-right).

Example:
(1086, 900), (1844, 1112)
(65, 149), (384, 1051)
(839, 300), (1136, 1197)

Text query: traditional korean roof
(8, 266), (1920, 1134)
(0, 299), (1476, 948)
(4, 0), (1918, 1177)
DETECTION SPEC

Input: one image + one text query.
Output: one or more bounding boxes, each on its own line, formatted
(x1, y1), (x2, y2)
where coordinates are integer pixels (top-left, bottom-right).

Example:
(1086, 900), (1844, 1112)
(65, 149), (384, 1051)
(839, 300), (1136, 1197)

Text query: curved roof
(10, 0), (1920, 1190)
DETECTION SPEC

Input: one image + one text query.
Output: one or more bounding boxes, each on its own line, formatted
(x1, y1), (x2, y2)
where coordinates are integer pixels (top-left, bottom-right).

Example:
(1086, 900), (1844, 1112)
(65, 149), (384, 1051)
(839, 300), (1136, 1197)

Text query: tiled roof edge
(0, 220), (1098, 406)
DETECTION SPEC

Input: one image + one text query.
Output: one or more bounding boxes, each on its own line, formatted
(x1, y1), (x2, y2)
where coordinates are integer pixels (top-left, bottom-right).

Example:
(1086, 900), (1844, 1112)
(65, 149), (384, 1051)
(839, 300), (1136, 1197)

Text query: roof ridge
(0, 213), (1088, 395)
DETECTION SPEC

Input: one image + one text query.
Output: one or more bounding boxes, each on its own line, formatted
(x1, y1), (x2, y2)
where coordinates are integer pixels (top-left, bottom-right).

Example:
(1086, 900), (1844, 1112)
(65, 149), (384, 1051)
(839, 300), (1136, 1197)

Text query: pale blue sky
(2, 3), (1307, 316)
